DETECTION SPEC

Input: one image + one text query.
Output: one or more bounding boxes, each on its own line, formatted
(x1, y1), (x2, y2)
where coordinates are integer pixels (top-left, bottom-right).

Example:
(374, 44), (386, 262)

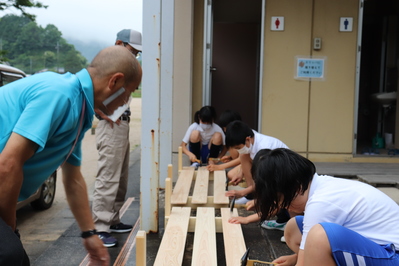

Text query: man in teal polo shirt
(0, 45), (142, 265)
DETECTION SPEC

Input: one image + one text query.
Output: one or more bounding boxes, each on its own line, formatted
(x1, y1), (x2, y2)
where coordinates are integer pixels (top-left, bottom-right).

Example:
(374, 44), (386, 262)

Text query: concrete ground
(16, 97), (399, 265)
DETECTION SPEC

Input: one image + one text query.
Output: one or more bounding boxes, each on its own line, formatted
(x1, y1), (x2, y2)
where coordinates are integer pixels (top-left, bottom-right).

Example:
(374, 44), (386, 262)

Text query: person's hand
(221, 156), (232, 163)
(272, 254), (298, 266)
(231, 175), (243, 185)
(207, 164), (221, 172)
(228, 216), (249, 225)
(189, 153), (198, 163)
(246, 200), (255, 211)
(82, 235), (110, 266)
(225, 190), (244, 198)
(94, 109), (120, 128)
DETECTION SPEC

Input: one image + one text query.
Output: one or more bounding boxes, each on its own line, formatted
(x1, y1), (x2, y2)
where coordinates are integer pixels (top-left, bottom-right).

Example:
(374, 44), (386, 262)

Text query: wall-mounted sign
(295, 56), (326, 81)
(271, 17), (284, 31)
(339, 17), (353, 32)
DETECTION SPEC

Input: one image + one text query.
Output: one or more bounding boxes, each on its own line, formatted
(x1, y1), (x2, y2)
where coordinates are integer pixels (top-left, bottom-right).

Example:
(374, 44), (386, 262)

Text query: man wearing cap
(92, 29), (142, 247)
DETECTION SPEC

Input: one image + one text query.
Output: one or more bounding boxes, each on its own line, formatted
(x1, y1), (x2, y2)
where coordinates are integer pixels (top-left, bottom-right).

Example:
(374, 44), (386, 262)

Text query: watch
(81, 229), (98, 238)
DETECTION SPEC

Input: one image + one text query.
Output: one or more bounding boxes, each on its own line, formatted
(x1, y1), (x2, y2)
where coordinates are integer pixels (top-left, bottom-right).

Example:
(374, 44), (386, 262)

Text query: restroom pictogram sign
(271, 16), (284, 31)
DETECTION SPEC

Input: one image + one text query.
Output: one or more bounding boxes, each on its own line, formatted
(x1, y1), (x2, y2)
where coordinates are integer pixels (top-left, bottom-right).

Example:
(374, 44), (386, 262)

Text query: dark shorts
(295, 216), (399, 265)
(189, 143), (210, 164)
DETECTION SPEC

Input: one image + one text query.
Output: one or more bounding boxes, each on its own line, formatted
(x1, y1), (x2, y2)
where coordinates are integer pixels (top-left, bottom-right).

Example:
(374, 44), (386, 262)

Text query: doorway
(357, 0), (399, 155)
(209, 0), (262, 130)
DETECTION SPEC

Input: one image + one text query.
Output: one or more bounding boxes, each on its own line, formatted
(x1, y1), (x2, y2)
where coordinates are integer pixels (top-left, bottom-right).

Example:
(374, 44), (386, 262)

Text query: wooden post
(136, 230), (147, 266)
(178, 146), (183, 172)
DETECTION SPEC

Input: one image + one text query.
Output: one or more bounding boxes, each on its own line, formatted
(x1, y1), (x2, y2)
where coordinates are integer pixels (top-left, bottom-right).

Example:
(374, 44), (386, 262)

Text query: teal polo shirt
(0, 69), (95, 200)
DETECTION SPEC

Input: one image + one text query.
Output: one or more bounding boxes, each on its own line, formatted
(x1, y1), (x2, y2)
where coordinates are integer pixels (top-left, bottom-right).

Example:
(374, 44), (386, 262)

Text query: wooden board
(191, 207), (217, 265)
(192, 167), (209, 204)
(213, 170), (230, 204)
(171, 168), (195, 204)
(154, 207), (191, 265)
(221, 208), (247, 266)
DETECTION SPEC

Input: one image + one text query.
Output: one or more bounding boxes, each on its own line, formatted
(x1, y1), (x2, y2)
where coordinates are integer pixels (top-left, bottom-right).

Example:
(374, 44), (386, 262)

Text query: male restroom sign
(340, 17), (353, 32)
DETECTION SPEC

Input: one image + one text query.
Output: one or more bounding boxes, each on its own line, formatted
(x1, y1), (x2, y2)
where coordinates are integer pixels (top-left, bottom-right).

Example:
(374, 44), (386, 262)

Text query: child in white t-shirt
(181, 106), (226, 165)
(253, 148), (399, 266)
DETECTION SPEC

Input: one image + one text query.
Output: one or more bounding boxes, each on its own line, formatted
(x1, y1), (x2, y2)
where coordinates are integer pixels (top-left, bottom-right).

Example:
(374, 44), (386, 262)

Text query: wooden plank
(171, 168), (195, 204)
(192, 167), (209, 204)
(165, 216), (223, 233)
(135, 230), (146, 266)
(214, 170), (230, 204)
(154, 207), (191, 266)
(221, 208), (247, 266)
(191, 207), (217, 265)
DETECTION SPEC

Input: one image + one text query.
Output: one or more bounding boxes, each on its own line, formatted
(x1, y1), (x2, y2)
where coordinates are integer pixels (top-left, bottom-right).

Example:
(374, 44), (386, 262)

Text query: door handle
(210, 67), (217, 71)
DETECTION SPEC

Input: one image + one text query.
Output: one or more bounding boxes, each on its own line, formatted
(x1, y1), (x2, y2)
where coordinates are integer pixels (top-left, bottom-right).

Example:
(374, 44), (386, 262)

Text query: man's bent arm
(0, 133), (37, 230)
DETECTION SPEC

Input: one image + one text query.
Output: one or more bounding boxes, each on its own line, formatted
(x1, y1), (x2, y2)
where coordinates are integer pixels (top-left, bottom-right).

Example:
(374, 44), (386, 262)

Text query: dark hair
(225, 120), (254, 148)
(194, 106), (216, 124)
(252, 148), (316, 221)
(218, 110), (242, 129)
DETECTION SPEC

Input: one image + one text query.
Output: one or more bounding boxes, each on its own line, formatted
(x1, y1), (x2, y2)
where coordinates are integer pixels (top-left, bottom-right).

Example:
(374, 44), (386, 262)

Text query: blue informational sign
(296, 58), (325, 79)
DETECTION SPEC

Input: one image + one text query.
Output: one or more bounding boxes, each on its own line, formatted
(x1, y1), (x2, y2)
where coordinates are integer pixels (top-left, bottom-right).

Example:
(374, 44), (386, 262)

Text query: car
(1, 63), (57, 210)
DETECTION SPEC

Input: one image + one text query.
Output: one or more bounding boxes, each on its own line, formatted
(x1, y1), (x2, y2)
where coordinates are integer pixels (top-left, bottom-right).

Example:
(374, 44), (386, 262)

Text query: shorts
(295, 216), (399, 265)
(189, 143), (210, 164)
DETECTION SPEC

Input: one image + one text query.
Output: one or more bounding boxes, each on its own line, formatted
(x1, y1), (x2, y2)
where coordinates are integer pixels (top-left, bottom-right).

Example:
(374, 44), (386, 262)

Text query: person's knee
(211, 132), (223, 145)
(306, 224), (331, 252)
(284, 217), (302, 252)
(189, 130), (201, 143)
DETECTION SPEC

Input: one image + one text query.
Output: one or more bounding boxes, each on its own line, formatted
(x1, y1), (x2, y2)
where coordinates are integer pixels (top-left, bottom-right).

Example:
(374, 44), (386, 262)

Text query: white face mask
(103, 87), (130, 122)
(237, 142), (252, 155)
(200, 123), (212, 131)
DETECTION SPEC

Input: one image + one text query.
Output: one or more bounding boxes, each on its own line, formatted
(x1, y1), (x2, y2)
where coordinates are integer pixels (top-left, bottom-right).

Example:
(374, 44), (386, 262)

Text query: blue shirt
(0, 69), (95, 200)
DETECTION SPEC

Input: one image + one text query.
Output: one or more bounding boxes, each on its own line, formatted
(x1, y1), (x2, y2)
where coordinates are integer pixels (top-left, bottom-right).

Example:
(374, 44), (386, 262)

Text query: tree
(0, 0), (47, 21)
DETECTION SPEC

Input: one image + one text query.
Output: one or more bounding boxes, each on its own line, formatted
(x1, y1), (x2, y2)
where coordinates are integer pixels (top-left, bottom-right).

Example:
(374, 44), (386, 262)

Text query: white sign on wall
(339, 17), (353, 32)
(271, 16), (284, 31)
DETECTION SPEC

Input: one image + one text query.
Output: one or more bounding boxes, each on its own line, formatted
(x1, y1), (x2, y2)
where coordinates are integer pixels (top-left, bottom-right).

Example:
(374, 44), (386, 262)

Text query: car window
(0, 64), (26, 86)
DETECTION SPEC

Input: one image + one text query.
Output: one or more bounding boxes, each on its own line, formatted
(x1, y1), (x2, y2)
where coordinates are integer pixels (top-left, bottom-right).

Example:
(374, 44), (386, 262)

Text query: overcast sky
(9, 0), (143, 45)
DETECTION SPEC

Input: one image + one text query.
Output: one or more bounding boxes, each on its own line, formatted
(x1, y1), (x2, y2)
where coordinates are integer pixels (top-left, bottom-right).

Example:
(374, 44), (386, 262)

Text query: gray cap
(116, 29), (142, 51)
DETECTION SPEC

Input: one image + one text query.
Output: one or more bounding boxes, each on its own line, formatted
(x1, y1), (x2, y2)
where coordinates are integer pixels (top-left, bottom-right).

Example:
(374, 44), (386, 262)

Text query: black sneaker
(110, 222), (133, 233)
(97, 232), (117, 247)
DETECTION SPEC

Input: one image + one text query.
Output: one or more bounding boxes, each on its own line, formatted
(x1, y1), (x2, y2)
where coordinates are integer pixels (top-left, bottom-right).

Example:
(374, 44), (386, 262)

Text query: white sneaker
(235, 197), (250, 205)
(190, 162), (200, 169)
(260, 220), (286, 231)
(280, 236), (286, 243)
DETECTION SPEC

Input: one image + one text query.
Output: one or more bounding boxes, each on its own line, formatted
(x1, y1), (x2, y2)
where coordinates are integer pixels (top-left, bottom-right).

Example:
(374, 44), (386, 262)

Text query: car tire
(31, 171), (57, 210)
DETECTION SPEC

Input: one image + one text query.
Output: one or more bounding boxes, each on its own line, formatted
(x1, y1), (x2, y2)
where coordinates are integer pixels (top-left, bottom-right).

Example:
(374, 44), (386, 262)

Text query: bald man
(0, 45), (142, 265)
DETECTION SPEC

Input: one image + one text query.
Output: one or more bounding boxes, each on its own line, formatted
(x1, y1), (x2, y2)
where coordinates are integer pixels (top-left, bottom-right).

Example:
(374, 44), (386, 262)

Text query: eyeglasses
(123, 42), (141, 58)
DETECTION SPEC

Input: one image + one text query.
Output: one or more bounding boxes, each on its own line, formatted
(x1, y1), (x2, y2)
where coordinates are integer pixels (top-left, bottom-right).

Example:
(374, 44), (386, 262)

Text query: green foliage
(0, 0), (47, 21)
(0, 14), (88, 74)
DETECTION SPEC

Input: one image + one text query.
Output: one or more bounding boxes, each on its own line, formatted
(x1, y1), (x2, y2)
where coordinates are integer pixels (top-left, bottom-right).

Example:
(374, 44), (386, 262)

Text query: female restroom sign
(271, 17), (284, 31)
(295, 56), (326, 81)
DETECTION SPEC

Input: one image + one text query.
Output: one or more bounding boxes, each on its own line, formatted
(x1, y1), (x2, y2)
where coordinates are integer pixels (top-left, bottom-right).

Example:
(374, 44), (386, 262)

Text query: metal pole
(140, 0), (161, 233)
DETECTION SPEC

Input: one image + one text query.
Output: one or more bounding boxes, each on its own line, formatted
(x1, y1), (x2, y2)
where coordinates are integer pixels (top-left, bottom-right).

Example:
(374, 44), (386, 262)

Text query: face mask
(237, 142), (252, 155)
(103, 87), (130, 122)
(200, 123), (212, 131)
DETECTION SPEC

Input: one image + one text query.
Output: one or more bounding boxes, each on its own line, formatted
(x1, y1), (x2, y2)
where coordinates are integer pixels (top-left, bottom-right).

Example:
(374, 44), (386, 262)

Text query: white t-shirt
(300, 174), (399, 250)
(182, 123), (225, 145)
(250, 130), (289, 159)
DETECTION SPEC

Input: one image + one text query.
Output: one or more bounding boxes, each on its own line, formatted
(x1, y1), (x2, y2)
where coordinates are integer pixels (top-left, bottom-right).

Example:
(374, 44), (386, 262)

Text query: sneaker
(110, 222), (133, 233)
(97, 232), (117, 247)
(235, 196), (250, 205)
(281, 236), (286, 243)
(261, 220), (286, 231)
(190, 162), (200, 169)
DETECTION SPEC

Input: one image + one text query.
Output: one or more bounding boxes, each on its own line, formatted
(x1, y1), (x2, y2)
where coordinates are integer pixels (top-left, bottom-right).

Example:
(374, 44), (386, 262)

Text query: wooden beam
(171, 168), (195, 204)
(192, 207), (217, 265)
